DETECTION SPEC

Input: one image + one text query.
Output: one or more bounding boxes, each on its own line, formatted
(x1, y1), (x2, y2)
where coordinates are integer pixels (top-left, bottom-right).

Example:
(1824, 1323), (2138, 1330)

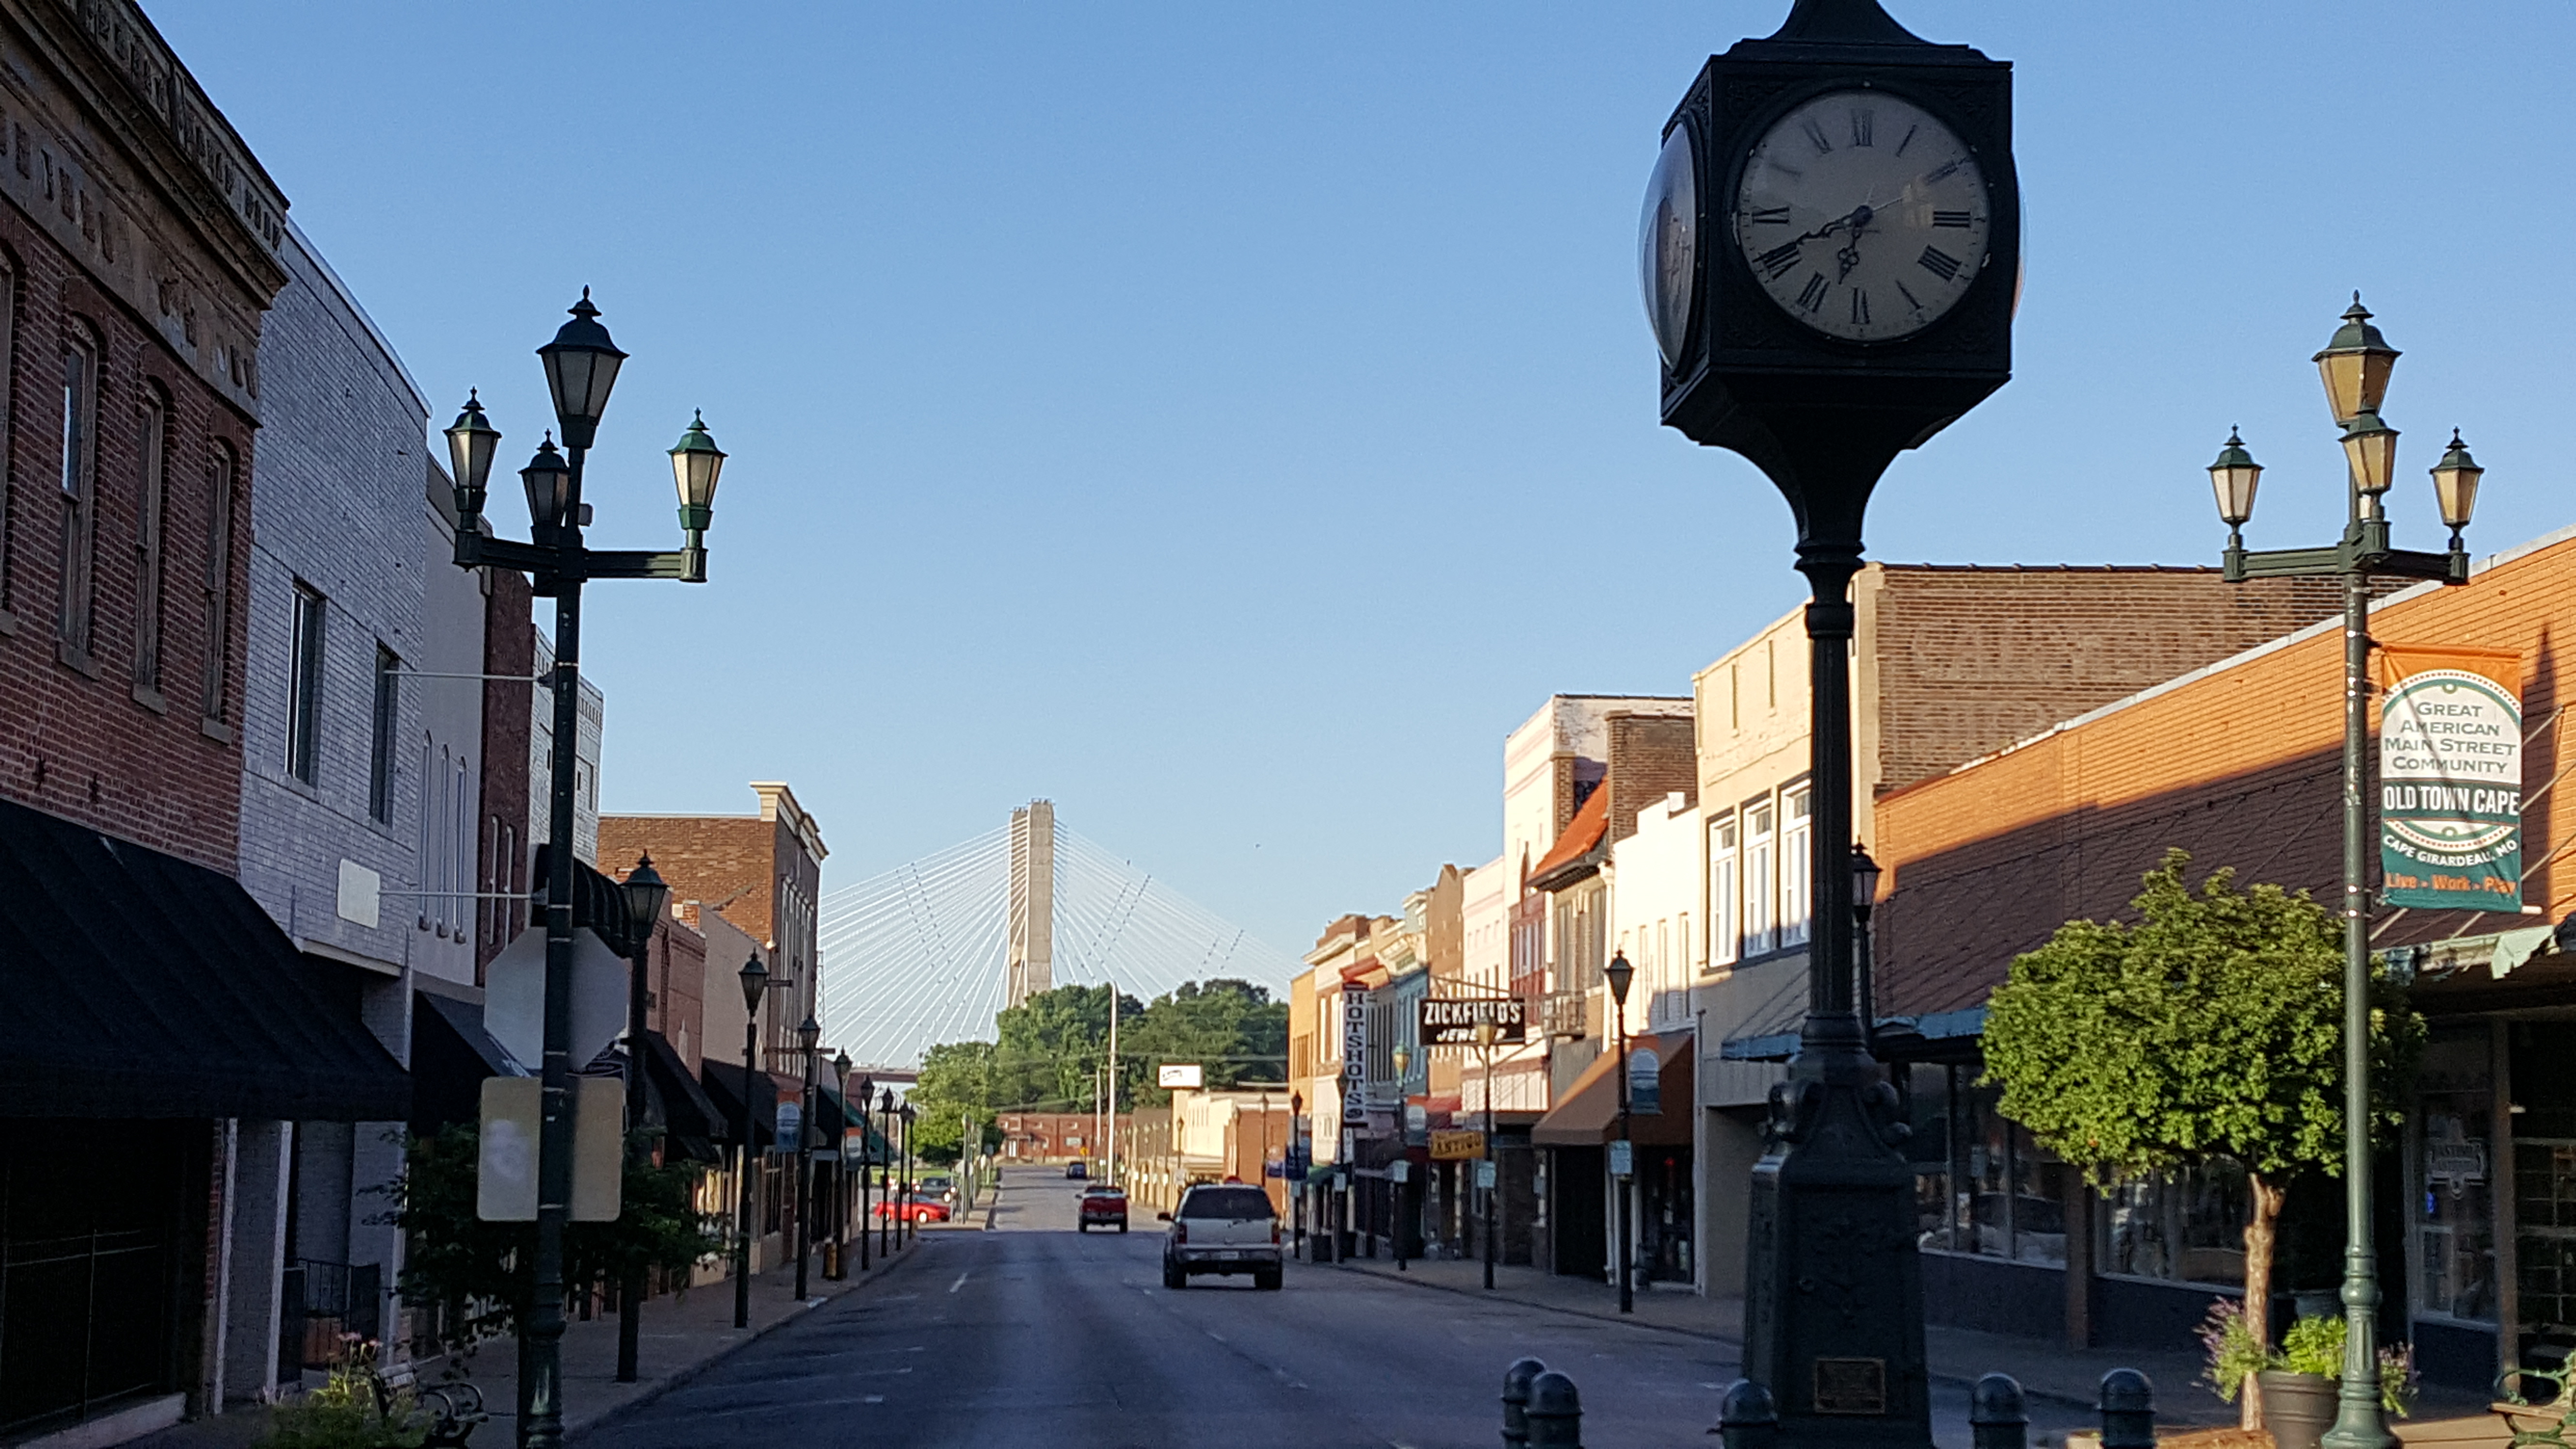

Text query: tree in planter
(1981, 850), (2420, 1425)
(372, 1124), (728, 1354)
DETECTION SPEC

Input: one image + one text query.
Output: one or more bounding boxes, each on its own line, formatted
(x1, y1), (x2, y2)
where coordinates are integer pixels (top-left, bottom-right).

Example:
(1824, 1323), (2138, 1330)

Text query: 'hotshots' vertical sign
(1340, 984), (1367, 1112)
(2380, 644), (2524, 911)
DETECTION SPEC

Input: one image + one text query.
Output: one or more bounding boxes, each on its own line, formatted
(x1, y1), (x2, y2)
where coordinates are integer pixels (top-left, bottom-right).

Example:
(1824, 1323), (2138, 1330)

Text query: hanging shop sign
(773, 1091), (804, 1155)
(2378, 644), (2524, 911)
(1627, 1046), (1662, 1115)
(1341, 984), (1368, 1106)
(1430, 1129), (1486, 1160)
(1157, 1063), (1204, 1090)
(1417, 996), (1529, 1045)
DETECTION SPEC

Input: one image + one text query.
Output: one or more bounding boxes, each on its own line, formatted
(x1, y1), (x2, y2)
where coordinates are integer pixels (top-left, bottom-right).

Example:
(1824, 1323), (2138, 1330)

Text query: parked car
(917, 1174), (955, 1205)
(1064, 1159), (1087, 1179)
(1159, 1183), (1282, 1290)
(874, 1193), (951, 1225)
(1077, 1185), (1127, 1233)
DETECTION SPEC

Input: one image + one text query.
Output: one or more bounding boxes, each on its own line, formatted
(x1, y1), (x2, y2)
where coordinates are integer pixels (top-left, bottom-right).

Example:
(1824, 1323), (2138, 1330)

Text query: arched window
(131, 386), (169, 692)
(199, 439), (239, 724)
(55, 323), (98, 659)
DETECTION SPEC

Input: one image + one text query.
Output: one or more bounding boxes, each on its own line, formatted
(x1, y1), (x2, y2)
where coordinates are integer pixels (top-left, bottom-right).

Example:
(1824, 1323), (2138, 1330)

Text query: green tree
(1120, 979), (1288, 1104)
(1981, 851), (2420, 1401)
(371, 1125), (727, 1352)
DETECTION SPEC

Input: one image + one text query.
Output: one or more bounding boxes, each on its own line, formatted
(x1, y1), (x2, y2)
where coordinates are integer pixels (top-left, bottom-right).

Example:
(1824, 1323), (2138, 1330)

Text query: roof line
(1920, 521), (2576, 785)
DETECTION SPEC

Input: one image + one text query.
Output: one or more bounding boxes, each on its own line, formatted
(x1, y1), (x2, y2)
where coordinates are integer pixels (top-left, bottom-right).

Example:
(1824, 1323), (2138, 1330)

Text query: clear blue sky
(153, 1), (2573, 964)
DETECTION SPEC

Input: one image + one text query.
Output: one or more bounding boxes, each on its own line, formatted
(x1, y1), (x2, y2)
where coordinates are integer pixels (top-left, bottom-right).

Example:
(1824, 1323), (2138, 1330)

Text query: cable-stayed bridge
(816, 802), (1304, 1070)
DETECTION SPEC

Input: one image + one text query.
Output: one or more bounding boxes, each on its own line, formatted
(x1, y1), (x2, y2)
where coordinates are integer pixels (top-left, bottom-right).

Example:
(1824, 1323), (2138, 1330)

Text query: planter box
(2257, 1370), (2336, 1449)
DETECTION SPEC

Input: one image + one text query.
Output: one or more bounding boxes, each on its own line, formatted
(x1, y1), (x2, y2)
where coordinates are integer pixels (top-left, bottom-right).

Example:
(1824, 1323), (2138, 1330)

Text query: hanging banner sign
(2378, 644), (2524, 911)
(773, 1091), (804, 1155)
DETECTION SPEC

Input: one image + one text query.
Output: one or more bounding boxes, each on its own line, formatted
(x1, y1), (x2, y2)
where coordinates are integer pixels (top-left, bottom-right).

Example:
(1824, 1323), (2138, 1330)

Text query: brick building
(0, 1), (411, 1440)
(598, 782), (828, 1077)
(1696, 564), (2360, 1297)
(1863, 527), (2576, 1382)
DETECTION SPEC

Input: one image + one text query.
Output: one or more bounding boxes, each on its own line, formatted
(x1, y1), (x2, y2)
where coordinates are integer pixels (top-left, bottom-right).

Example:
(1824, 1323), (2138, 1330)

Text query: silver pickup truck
(1159, 1183), (1283, 1290)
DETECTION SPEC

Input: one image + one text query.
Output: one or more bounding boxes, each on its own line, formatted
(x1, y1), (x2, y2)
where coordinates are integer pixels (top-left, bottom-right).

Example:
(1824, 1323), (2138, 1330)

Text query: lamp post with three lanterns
(438, 292), (726, 1449)
(2205, 296), (2484, 1449)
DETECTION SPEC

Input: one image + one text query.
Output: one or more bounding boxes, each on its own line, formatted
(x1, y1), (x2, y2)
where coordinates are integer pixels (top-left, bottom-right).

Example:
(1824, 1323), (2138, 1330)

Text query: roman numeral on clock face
(1932, 210), (1973, 229)
(1756, 241), (1804, 280)
(1796, 273), (1829, 313)
(1748, 205), (1790, 226)
(1800, 117), (1833, 154)
(1849, 289), (1870, 327)
(1849, 110), (1874, 147)
(1923, 158), (1966, 185)
(1916, 246), (1964, 282)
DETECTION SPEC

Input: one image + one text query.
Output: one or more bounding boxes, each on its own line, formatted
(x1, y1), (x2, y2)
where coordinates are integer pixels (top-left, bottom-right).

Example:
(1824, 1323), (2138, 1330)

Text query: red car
(1077, 1185), (1127, 1233)
(874, 1194), (950, 1224)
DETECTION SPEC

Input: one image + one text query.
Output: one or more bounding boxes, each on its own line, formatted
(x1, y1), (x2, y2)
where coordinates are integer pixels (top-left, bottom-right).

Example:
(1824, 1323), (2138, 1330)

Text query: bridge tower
(1006, 800), (1055, 1008)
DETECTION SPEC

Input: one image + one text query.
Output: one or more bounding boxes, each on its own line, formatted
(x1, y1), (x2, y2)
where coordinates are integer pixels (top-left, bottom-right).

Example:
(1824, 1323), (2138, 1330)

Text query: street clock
(1645, 0), (2017, 544)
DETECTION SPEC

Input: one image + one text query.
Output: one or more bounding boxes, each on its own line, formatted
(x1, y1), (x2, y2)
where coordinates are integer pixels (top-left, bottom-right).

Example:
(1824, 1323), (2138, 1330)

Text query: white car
(1159, 1183), (1282, 1290)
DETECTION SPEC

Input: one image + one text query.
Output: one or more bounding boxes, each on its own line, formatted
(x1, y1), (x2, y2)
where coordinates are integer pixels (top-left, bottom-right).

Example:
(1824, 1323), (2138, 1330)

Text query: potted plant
(2204, 1304), (2416, 1449)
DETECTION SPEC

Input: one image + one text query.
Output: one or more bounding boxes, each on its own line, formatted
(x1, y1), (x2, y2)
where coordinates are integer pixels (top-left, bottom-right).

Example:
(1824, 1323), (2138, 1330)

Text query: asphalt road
(580, 1167), (2090, 1449)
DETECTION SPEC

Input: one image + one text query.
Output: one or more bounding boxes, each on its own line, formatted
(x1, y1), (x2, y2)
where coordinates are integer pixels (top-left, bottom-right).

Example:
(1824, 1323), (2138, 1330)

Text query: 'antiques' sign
(1429, 1129), (1486, 1160)
(2379, 645), (2524, 911)
(1417, 996), (1528, 1045)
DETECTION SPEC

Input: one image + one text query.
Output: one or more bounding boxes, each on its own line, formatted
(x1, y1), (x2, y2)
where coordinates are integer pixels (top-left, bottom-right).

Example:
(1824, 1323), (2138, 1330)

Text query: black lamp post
(878, 1088), (896, 1258)
(1849, 844), (1882, 1055)
(853, 1073), (874, 1271)
(2208, 298), (2479, 1449)
(830, 1050), (853, 1280)
(441, 295), (727, 1449)
(898, 1105), (917, 1246)
(1642, 5), (2020, 1441)
(732, 954), (767, 1331)
(1390, 1046), (1414, 1272)
(793, 1014), (820, 1300)
(613, 853), (668, 1384)
(1604, 951), (1636, 1315)
(1474, 1018), (1499, 1291)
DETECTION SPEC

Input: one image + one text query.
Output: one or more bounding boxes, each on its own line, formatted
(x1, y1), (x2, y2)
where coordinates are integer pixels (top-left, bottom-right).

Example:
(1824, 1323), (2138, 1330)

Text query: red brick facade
(1872, 532), (2576, 1019)
(0, 149), (273, 870)
(473, 563), (535, 981)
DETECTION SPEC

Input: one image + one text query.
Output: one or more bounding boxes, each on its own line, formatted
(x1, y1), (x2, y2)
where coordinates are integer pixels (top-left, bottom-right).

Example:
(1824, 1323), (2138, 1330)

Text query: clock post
(1642, 3), (2015, 1448)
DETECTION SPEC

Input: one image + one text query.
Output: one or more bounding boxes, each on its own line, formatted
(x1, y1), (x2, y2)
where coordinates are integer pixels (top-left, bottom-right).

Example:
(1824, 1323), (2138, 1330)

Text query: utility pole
(1106, 977), (1120, 1186)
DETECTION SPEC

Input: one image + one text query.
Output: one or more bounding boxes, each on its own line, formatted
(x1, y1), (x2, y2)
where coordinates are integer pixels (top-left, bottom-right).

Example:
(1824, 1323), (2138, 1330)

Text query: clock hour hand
(1832, 204), (1876, 282)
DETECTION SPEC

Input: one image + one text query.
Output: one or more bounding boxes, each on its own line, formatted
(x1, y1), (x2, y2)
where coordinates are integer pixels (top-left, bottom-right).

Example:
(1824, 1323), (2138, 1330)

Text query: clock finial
(1768, 0), (1926, 45)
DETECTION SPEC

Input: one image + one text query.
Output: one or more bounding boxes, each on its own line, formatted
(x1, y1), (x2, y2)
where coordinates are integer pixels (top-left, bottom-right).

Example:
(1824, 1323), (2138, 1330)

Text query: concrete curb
(1313, 1259), (2105, 1413)
(567, 1240), (937, 1441)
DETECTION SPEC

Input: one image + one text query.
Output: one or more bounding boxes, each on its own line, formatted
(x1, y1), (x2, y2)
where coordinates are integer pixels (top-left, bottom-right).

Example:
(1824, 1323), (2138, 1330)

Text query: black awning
(699, 1058), (778, 1148)
(528, 844), (648, 958)
(410, 992), (524, 1138)
(0, 796), (411, 1120)
(642, 1031), (721, 1142)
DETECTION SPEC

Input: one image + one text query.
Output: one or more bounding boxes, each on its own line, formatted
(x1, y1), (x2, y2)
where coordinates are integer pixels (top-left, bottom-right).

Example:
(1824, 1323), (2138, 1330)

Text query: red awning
(1526, 786), (1610, 890)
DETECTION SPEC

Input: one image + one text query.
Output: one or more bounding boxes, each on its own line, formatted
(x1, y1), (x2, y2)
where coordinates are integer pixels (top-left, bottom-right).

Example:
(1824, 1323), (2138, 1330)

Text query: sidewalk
(1313, 1253), (2217, 1424)
(129, 1236), (939, 1449)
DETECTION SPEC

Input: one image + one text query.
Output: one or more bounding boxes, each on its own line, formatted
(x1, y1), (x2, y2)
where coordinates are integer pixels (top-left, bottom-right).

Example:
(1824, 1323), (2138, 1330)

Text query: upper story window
(1781, 784), (1813, 948)
(286, 582), (325, 785)
(54, 329), (97, 660)
(368, 646), (399, 823)
(1744, 801), (1777, 957)
(199, 441), (239, 725)
(131, 389), (168, 693)
(1708, 812), (1739, 967)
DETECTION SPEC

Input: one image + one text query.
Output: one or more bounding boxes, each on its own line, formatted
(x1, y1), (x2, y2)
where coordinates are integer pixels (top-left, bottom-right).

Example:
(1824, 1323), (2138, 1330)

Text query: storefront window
(1901, 1063), (2064, 1263)
(2098, 1161), (2248, 1286)
(2413, 1026), (2496, 1324)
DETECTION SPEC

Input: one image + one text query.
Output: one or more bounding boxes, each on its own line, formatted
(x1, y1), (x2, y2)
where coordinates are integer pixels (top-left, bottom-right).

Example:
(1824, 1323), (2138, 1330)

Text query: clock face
(1639, 124), (1698, 369)
(1732, 91), (1992, 343)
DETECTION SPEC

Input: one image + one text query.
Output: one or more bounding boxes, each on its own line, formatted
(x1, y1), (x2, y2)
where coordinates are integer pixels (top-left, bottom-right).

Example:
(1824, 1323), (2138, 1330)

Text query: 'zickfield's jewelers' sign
(2379, 644), (2524, 911)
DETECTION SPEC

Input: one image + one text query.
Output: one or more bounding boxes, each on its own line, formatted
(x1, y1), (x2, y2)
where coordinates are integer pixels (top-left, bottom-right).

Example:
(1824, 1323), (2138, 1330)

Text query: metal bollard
(1717, 1379), (1778, 1449)
(1501, 1357), (1547, 1447)
(1971, 1374), (2028, 1449)
(1525, 1370), (1582, 1449)
(2098, 1368), (2156, 1449)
